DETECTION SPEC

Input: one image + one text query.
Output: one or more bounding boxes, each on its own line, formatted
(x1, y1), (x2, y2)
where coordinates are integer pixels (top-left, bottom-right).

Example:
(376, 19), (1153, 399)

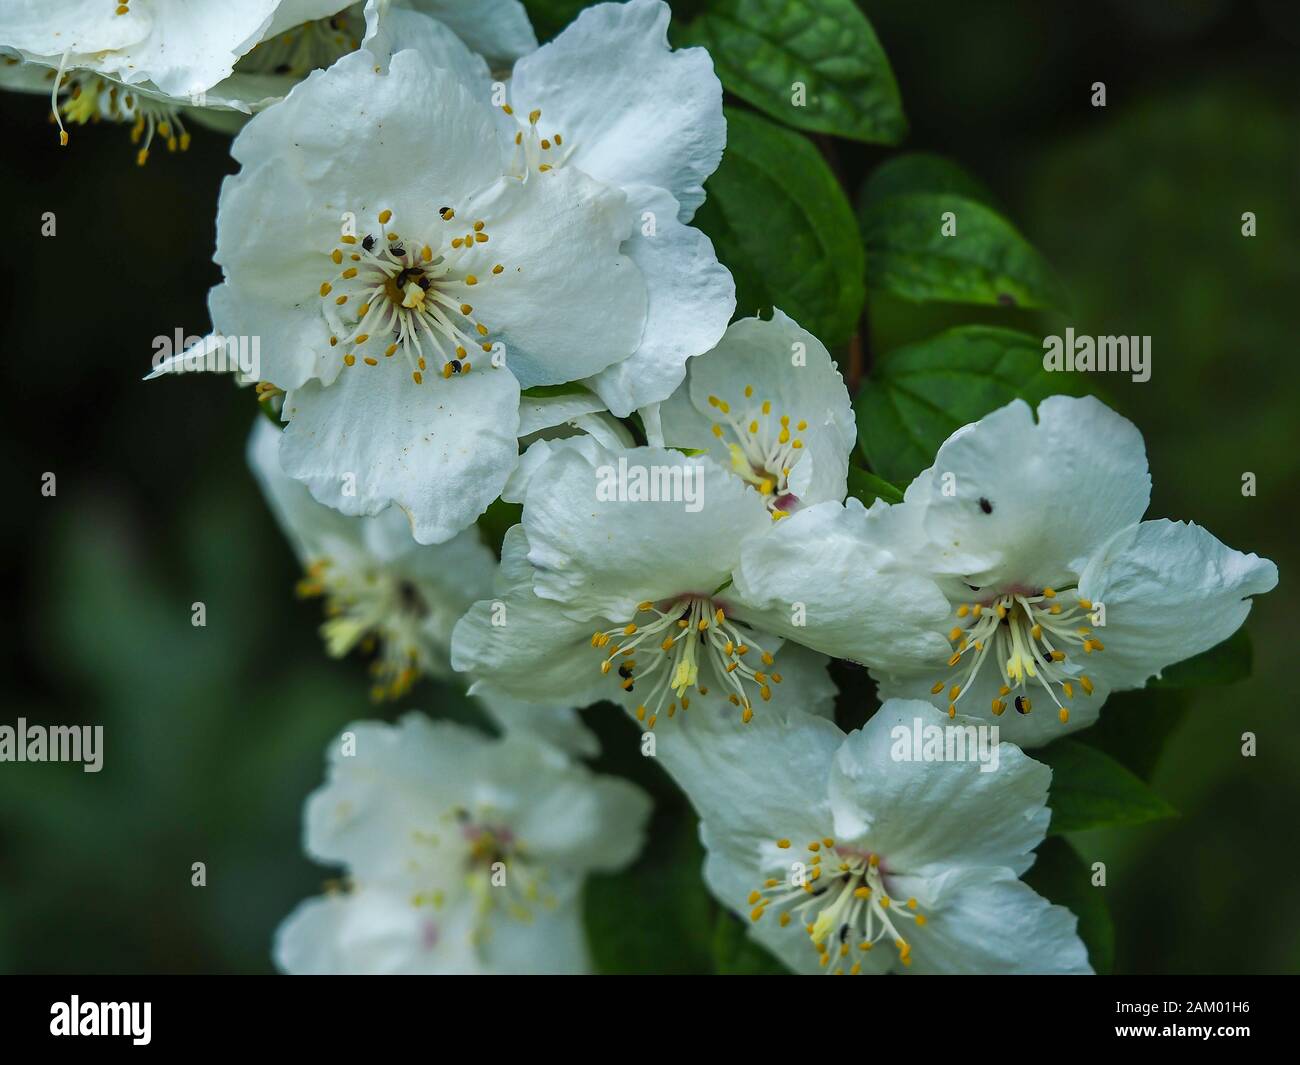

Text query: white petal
(660, 708), (843, 846)
(477, 902), (593, 974)
(1078, 518), (1277, 690)
(450, 588), (610, 706)
(279, 361), (520, 545)
(458, 168), (646, 388)
(246, 415), (363, 562)
(2, 1), (149, 59)
(362, 0), (492, 98)
(827, 700), (1051, 876)
(98, 1), (282, 96)
(516, 392), (608, 438)
(582, 184), (734, 417)
(472, 684), (599, 758)
(904, 868), (1093, 975)
(660, 308), (854, 509)
(508, 0), (724, 220)
(523, 444), (771, 620)
(411, 0), (538, 66)
(910, 395), (1152, 589)
(873, 661), (1106, 749)
(487, 734), (652, 872)
(303, 716), (482, 874)
(733, 499), (953, 670)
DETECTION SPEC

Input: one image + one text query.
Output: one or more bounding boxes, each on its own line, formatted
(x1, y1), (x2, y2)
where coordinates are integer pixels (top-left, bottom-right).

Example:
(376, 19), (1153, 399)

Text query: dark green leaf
(475, 497), (522, 558)
(694, 108), (865, 348)
(584, 807), (715, 974)
(1149, 628), (1252, 688)
(846, 465), (903, 506)
(712, 911), (791, 974)
(682, 0), (906, 143)
(520, 382), (595, 399)
(1038, 739), (1177, 835)
(853, 325), (1083, 484)
(1076, 687), (1188, 781)
(859, 153), (1067, 310)
(522, 0), (592, 41)
(860, 152), (999, 208)
(1022, 837), (1114, 974)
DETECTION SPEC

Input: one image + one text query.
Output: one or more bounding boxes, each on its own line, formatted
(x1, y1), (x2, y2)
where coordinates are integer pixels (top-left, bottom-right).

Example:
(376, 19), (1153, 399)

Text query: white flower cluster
(5, 0), (1275, 975)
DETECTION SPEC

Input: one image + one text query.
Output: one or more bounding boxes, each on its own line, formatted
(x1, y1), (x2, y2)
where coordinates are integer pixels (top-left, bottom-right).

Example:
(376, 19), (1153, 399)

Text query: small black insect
(839, 923), (850, 944)
(979, 497), (994, 514)
(362, 234), (376, 251)
(1014, 695), (1031, 715)
(449, 359), (462, 374)
(617, 663), (633, 679)
(390, 244), (405, 257)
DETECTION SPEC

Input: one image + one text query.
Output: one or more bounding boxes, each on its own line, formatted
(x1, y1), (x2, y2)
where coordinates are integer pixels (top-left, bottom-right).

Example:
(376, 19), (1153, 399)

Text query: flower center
(706, 387), (807, 517)
(237, 7), (363, 79)
(502, 105), (572, 177)
(936, 587), (1102, 725)
(750, 837), (925, 974)
(590, 597), (782, 727)
(409, 809), (557, 933)
(318, 206), (504, 384)
(295, 558), (431, 701)
(42, 63), (190, 163)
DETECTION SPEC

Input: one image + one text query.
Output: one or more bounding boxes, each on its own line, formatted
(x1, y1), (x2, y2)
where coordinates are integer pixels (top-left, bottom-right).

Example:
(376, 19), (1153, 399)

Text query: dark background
(1, 0), (1297, 973)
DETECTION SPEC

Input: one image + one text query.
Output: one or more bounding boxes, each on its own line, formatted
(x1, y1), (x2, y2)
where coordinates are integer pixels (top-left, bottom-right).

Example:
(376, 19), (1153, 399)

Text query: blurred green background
(1, 0), (1296, 973)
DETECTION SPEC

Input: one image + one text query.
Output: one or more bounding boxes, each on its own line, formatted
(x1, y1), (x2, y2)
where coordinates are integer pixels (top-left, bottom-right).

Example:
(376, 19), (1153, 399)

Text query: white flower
(274, 714), (650, 974)
(499, 0), (732, 416)
(452, 440), (839, 729)
(736, 396), (1278, 745)
(658, 309), (856, 516)
(248, 417), (596, 753)
(156, 2), (731, 544)
(0, 1), (536, 158)
(656, 699), (1092, 975)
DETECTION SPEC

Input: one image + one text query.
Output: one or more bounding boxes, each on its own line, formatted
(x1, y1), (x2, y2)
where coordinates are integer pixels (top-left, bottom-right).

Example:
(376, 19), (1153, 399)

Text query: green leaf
(853, 325), (1083, 484)
(858, 153), (1068, 310)
(1022, 837), (1114, 974)
(475, 497), (522, 558)
(694, 108), (865, 348)
(522, 0), (592, 41)
(1149, 628), (1252, 688)
(520, 382), (595, 399)
(1037, 739), (1177, 835)
(859, 152), (999, 207)
(584, 807), (715, 974)
(712, 911), (791, 974)
(1075, 687), (1187, 781)
(681, 0), (906, 144)
(845, 465), (903, 507)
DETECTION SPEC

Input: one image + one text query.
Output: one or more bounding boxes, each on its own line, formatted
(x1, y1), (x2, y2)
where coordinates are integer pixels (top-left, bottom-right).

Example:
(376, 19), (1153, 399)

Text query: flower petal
(454, 167), (647, 388)
(1078, 518), (1277, 689)
(910, 395), (1152, 589)
(508, 0), (724, 220)
(583, 185), (734, 417)
(903, 867), (1093, 975)
(660, 308), (854, 509)
(279, 362), (520, 545)
(732, 499), (953, 670)
(523, 444), (771, 620)
(827, 701), (1052, 876)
